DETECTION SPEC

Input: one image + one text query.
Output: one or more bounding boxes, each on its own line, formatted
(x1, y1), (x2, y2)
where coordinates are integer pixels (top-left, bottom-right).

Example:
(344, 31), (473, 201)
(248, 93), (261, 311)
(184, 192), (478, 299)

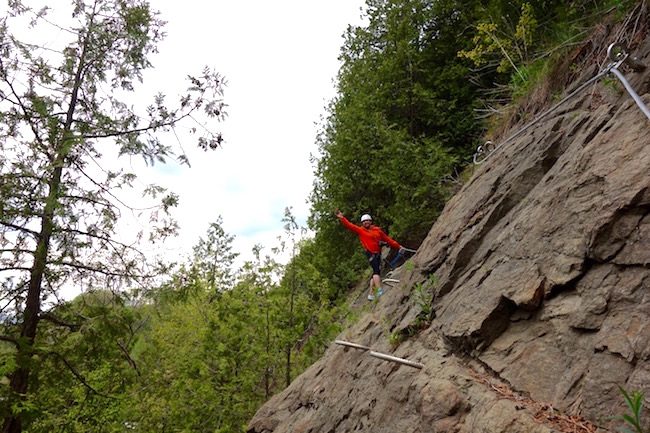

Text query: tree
(124, 289), (265, 433)
(308, 0), (483, 291)
(279, 207), (299, 387)
(276, 220), (346, 385)
(19, 290), (142, 433)
(0, 1), (225, 431)
(191, 216), (239, 292)
(238, 244), (283, 399)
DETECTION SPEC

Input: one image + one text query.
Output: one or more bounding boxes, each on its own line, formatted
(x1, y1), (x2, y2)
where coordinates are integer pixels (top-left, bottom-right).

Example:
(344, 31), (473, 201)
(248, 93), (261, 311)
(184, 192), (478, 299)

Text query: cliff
(248, 11), (650, 433)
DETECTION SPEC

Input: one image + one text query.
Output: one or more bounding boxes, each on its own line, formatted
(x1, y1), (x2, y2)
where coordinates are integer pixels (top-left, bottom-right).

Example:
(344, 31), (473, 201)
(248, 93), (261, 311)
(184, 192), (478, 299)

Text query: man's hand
(335, 209), (343, 219)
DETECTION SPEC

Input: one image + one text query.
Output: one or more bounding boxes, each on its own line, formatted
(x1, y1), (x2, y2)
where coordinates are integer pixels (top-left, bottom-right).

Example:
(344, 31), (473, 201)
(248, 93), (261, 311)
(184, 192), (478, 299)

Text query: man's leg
(372, 274), (381, 290)
(367, 253), (382, 300)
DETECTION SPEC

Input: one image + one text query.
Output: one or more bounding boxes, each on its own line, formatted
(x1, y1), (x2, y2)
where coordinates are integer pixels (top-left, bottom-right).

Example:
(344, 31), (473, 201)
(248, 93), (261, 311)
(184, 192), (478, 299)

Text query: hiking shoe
(376, 288), (384, 297)
(367, 293), (375, 301)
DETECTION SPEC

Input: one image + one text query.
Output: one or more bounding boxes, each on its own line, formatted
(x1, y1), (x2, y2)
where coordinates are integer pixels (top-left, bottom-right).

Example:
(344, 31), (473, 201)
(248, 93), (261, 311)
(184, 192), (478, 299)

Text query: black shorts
(365, 251), (381, 275)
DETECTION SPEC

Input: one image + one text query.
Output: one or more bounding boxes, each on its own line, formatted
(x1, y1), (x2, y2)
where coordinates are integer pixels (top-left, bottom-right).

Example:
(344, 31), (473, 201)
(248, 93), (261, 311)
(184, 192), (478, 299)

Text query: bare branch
(117, 340), (140, 377)
(0, 266), (32, 273)
(25, 7), (78, 36)
(70, 160), (158, 212)
(39, 312), (81, 331)
(0, 281), (27, 313)
(48, 351), (114, 398)
(0, 172), (43, 182)
(57, 260), (157, 280)
(55, 226), (144, 255)
(0, 248), (34, 255)
(77, 111), (193, 139)
(0, 335), (19, 346)
(0, 221), (40, 238)
(60, 193), (116, 210)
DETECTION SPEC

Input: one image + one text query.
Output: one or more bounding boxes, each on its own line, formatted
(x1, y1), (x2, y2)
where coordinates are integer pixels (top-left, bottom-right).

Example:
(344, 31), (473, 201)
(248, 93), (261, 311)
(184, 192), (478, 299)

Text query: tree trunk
(3, 166), (62, 433)
(285, 286), (294, 387)
(2, 25), (88, 432)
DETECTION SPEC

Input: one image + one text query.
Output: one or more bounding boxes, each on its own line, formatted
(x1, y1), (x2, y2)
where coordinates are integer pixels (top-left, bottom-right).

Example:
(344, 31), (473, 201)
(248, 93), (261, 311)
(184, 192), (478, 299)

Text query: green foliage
(12, 213), (347, 432)
(601, 76), (624, 94)
(413, 275), (436, 318)
(125, 290), (269, 433)
(389, 331), (402, 348)
(458, 2), (538, 76)
(308, 0), (486, 293)
(509, 57), (552, 99)
(618, 387), (647, 433)
(458, 0), (637, 116)
(191, 216), (240, 292)
(118, 225), (345, 433)
(18, 291), (141, 433)
(386, 275), (436, 348)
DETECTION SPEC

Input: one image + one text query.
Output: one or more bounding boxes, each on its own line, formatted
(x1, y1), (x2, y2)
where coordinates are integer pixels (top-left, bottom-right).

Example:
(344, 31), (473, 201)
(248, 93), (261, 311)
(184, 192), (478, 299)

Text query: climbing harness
(473, 42), (649, 165)
(334, 340), (424, 369)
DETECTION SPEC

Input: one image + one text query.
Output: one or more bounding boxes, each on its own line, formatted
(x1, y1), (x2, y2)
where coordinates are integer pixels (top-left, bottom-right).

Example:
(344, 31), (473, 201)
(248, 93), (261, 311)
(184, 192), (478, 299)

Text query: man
(336, 210), (403, 300)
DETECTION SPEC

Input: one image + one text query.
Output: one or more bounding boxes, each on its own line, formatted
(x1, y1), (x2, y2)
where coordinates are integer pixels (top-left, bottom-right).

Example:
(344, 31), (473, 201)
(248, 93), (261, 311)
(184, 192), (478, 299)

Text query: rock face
(248, 18), (650, 433)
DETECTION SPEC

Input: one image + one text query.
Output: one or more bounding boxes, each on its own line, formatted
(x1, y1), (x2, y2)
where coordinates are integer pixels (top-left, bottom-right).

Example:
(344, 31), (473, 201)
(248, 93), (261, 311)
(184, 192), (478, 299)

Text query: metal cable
(473, 42), (648, 165)
(473, 66), (613, 164)
(610, 67), (650, 120)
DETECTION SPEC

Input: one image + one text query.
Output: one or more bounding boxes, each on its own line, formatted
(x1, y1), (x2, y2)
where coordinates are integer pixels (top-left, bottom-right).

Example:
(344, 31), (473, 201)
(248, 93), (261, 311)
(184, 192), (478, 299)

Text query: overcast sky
(135, 1), (368, 265)
(1, 0), (367, 269)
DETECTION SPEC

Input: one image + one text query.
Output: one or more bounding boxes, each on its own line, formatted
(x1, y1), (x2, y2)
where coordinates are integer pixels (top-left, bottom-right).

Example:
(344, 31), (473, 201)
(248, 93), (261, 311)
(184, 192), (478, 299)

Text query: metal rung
(369, 351), (424, 369)
(334, 340), (424, 369)
(334, 340), (370, 350)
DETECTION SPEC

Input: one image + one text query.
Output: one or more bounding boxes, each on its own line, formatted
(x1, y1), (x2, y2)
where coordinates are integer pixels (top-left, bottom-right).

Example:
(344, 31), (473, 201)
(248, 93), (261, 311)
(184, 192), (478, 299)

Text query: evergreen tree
(22, 291), (140, 433)
(192, 216), (239, 292)
(0, 2), (225, 431)
(309, 0), (484, 291)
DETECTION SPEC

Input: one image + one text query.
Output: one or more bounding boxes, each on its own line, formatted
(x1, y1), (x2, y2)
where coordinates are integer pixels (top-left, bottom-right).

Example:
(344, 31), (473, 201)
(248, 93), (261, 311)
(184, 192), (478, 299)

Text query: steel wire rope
(473, 42), (649, 165)
(472, 63), (616, 164)
(609, 67), (650, 120)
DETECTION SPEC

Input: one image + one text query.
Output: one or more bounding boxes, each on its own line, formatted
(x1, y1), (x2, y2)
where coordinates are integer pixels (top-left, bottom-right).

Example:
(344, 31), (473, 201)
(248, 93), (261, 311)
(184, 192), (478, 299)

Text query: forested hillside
(1, 0), (642, 432)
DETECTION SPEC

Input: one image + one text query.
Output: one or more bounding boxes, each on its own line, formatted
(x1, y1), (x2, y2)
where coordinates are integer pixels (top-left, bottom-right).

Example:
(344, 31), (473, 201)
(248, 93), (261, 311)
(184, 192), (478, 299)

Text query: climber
(335, 210), (405, 301)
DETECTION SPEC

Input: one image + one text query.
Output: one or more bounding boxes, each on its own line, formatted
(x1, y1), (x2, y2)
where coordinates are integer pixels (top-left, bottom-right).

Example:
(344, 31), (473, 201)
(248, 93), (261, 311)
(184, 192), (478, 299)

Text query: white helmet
(360, 214), (372, 222)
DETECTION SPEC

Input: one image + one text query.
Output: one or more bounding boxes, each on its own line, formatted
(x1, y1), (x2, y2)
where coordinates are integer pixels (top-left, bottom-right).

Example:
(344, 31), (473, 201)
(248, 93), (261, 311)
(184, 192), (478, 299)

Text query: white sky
(0, 0), (367, 271)
(137, 1), (367, 266)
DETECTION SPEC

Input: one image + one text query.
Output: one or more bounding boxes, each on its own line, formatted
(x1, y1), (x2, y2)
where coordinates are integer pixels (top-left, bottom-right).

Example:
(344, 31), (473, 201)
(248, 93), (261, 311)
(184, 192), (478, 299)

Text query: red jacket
(338, 216), (401, 254)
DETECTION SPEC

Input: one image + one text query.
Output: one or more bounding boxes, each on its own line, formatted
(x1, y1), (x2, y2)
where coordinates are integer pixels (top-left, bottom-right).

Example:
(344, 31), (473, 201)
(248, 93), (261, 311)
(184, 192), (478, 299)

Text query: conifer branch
(0, 221), (40, 238)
